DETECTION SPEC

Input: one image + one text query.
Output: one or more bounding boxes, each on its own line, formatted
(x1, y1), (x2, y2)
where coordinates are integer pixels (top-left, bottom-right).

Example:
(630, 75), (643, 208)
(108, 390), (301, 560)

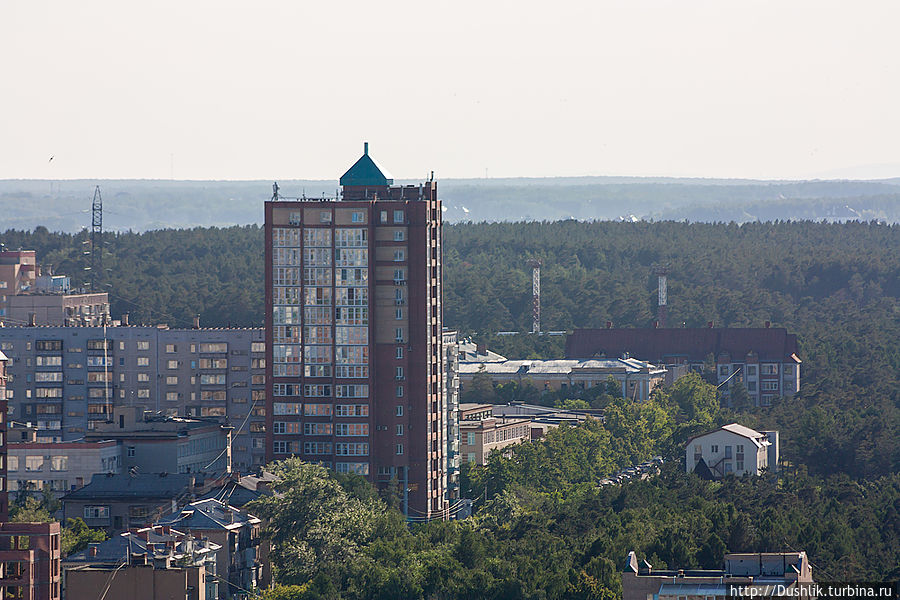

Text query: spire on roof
(339, 142), (394, 187)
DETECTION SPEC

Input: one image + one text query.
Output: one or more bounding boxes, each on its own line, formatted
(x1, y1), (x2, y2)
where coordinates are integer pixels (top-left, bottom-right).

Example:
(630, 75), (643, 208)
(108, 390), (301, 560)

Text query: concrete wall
(65, 564), (207, 600)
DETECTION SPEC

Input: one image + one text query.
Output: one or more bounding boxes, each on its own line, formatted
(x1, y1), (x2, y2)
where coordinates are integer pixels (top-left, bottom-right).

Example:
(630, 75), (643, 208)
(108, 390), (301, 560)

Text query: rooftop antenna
(527, 259), (542, 334)
(90, 186), (103, 292)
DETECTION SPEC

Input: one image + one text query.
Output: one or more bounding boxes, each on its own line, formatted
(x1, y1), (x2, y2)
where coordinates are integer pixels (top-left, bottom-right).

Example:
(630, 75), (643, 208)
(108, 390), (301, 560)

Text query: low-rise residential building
(64, 525), (219, 600)
(159, 498), (267, 599)
(61, 472), (221, 534)
(458, 358), (668, 401)
(0, 521), (62, 600)
(686, 423), (778, 479)
(567, 327), (801, 407)
(85, 407), (229, 475)
(0, 325), (266, 471)
(622, 550), (813, 600)
(7, 438), (121, 499)
(459, 404), (532, 465)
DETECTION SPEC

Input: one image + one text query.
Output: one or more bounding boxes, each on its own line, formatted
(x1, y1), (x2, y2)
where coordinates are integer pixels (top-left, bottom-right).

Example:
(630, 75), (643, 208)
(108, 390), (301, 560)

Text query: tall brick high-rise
(265, 144), (446, 519)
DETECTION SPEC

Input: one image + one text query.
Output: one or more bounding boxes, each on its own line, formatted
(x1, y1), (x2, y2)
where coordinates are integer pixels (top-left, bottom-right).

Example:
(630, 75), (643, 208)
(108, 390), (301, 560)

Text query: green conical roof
(339, 142), (394, 187)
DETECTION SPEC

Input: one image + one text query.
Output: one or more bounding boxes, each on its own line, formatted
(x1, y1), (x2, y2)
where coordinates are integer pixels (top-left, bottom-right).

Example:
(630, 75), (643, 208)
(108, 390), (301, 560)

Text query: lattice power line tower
(654, 264), (669, 328)
(90, 186), (103, 291)
(527, 259), (542, 334)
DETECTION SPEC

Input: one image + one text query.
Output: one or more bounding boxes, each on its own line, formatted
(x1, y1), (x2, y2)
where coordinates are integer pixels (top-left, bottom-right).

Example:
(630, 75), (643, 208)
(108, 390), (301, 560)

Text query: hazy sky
(3, 1), (900, 181)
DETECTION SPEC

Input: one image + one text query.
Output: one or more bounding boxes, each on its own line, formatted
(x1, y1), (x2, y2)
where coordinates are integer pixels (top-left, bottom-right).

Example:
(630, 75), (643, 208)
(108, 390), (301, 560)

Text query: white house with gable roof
(686, 423), (778, 478)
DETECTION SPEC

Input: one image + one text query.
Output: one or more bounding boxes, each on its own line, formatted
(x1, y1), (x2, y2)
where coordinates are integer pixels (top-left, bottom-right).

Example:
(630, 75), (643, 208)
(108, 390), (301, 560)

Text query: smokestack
(193, 315), (200, 329)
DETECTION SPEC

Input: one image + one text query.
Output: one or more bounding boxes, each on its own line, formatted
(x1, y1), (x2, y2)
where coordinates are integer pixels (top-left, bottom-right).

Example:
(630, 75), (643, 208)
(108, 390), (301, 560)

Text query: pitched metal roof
(566, 327), (800, 363)
(158, 498), (260, 531)
(339, 142), (393, 187)
(62, 472), (196, 501)
(688, 423), (769, 447)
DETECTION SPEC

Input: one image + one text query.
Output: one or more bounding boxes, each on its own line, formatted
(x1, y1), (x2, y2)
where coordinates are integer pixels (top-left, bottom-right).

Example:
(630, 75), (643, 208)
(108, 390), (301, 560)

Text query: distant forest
(2, 177), (900, 231)
(3, 221), (899, 586)
(1, 220), (898, 481)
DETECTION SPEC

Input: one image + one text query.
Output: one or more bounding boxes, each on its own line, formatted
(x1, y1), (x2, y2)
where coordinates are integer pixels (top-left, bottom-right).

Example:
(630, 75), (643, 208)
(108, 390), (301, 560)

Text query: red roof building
(566, 327), (801, 407)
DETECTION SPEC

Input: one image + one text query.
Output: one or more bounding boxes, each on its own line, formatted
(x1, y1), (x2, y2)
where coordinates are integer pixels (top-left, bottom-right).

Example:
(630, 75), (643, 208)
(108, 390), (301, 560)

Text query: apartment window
(747, 381), (757, 392)
(396, 424), (404, 436)
(320, 211), (332, 223)
(393, 210), (405, 223)
(336, 462), (369, 475)
(395, 443), (404, 455)
(198, 343), (228, 353)
(166, 344), (177, 353)
(396, 386), (403, 398)
(137, 388), (150, 399)
(724, 446), (733, 459)
(84, 506), (109, 519)
(393, 269), (405, 283)
(119, 357), (125, 367)
(166, 392), (179, 401)
(137, 373), (150, 382)
(393, 250), (405, 262)
(395, 308), (403, 320)
(351, 211), (365, 223)
(395, 367), (404, 380)
(167, 360), (178, 369)
(274, 422), (301, 435)
(304, 403), (333, 417)
(137, 357), (150, 367)
(335, 442), (368, 456)
(393, 230), (405, 242)
(396, 405), (403, 417)
(25, 456), (43, 472)
(336, 404), (369, 417)
(335, 423), (368, 436)
(137, 341), (150, 350)
(746, 365), (757, 376)
(719, 365), (729, 376)
(724, 463), (733, 473)
(35, 340), (63, 352)
(711, 445), (719, 453)
(761, 381), (779, 392)
(166, 376), (178, 385)
(395, 346), (403, 359)
(467, 432), (476, 446)
(761, 364), (778, 375)
(50, 456), (68, 471)
(395, 328), (404, 342)
(251, 342), (265, 353)
(7, 456), (17, 472)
